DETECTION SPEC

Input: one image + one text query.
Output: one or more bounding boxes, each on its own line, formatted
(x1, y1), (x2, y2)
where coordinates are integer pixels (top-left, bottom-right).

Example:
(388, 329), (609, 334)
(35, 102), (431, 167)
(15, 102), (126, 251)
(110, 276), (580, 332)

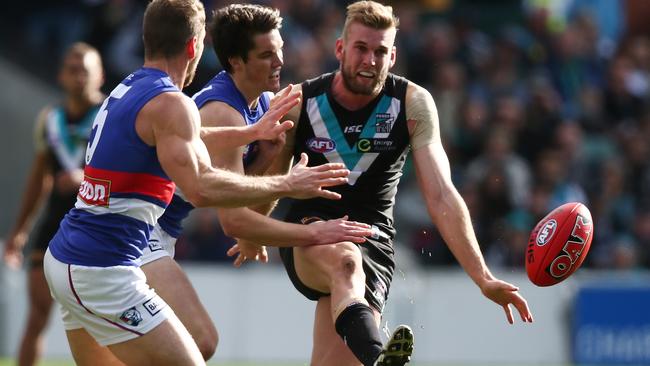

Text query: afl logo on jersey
(307, 137), (336, 153)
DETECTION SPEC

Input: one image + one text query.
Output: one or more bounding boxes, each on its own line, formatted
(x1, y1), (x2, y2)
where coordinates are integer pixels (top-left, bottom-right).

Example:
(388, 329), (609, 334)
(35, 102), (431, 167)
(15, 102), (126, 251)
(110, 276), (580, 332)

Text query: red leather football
(526, 202), (594, 286)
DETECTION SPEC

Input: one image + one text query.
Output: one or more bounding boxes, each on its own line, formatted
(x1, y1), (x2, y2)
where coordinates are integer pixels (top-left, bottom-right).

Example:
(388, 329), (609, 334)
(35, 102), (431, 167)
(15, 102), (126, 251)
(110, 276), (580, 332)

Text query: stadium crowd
(2, 0), (649, 270)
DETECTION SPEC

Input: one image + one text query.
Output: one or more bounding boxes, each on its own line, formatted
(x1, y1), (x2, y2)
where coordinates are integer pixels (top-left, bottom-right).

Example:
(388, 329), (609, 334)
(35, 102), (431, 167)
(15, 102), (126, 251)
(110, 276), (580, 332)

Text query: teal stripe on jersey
(314, 94), (356, 167)
(54, 108), (75, 153)
(309, 93), (400, 185)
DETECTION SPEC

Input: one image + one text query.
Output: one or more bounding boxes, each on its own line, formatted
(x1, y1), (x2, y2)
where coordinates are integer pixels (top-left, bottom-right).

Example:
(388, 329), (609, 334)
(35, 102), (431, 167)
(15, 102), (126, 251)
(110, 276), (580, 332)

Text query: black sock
(334, 303), (383, 366)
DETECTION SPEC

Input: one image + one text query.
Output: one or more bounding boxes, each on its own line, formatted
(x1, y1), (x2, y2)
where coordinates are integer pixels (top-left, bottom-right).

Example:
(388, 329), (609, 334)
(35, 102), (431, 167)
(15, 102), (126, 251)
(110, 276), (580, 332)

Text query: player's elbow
(219, 212), (247, 237)
(183, 187), (212, 208)
(426, 181), (456, 215)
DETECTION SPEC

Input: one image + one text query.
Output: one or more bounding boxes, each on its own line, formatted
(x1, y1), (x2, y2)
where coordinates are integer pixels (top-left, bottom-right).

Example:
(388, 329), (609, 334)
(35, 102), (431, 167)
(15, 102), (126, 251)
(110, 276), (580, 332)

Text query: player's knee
(335, 245), (363, 278)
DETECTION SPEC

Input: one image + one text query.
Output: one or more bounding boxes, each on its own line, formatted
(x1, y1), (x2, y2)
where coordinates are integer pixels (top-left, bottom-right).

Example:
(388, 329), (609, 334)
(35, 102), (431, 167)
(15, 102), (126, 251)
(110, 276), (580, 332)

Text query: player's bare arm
(139, 91), (349, 208)
(220, 210), (371, 248)
(3, 108), (55, 268)
(407, 82), (533, 324)
(199, 85), (298, 152)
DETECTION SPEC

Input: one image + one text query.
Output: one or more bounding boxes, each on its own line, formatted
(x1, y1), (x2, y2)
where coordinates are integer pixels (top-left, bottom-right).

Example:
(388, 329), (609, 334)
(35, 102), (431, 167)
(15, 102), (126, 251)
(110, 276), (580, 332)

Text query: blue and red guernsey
(155, 71), (271, 238)
(48, 67), (178, 267)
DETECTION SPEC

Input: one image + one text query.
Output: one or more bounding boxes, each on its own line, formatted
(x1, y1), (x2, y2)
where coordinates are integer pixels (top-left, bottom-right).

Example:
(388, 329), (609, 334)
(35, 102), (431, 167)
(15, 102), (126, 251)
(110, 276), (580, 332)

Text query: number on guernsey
(85, 83), (132, 164)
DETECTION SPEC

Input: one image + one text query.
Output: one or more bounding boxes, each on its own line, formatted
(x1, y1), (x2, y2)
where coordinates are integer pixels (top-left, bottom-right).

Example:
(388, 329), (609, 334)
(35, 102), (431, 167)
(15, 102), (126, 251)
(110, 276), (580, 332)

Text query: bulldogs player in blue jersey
(3, 42), (104, 366)
(41, 1), (368, 365)
(229, 2), (535, 366)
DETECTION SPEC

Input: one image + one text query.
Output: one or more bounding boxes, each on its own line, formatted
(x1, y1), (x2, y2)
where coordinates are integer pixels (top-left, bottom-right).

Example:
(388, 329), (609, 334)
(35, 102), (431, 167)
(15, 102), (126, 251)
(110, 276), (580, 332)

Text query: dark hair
(209, 4), (282, 73)
(143, 0), (206, 59)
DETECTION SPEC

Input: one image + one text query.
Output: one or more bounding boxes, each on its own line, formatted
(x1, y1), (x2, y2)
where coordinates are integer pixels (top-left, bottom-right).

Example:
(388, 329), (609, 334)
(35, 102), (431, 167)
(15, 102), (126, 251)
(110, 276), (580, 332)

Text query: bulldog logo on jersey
(119, 307), (142, 326)
(374, 113), (394, 139)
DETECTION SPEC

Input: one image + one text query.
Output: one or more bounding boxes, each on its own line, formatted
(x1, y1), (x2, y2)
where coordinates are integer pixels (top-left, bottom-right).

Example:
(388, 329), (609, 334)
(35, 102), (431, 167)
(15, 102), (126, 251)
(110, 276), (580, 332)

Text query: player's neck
(230, 73), (261, 108)
(331, 72), (377, 111)
(144, 58), (187, 89)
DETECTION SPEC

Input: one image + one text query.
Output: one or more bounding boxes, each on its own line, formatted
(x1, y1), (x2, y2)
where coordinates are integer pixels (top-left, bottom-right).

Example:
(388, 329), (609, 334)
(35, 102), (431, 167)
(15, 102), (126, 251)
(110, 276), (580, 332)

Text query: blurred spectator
(430, 60), (466, 147)
(465, 126), (532, 208)
(533, 148), (587, 210)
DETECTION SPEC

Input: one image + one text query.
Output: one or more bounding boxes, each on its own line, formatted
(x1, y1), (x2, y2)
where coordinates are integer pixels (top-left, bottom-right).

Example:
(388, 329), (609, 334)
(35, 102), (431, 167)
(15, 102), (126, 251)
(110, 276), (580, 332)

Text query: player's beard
(340, 57), (387, 96)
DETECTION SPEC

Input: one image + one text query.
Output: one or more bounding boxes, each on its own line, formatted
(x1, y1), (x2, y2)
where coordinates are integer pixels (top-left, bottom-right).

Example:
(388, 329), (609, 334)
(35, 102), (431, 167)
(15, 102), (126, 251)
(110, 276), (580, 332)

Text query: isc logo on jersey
(307, 137), (336, 153)
(78, 176), (111, 206)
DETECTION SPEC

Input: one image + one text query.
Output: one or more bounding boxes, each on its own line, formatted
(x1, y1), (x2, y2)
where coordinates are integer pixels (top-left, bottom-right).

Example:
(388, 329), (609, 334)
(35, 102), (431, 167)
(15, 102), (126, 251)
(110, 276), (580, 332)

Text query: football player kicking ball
(229, 1), (535, 365)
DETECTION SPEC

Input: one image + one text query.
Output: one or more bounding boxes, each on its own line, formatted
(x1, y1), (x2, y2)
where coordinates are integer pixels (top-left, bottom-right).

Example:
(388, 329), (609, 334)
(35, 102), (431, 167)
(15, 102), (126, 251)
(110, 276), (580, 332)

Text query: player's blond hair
(342, 1), (399, 40)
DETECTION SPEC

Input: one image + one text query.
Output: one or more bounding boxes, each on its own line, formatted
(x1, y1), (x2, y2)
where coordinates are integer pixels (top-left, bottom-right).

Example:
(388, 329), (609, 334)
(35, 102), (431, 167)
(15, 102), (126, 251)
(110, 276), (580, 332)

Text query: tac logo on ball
(536, 219), (557, 246)
(547, 214), (592, 279)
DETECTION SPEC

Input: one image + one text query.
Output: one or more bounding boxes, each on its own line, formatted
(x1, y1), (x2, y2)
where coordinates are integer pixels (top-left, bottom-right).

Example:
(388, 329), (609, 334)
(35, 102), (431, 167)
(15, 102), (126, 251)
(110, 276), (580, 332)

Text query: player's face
(59, 52), (103, 99)
(337, 22), (396, 96)
(185, 28), (206, 87)
(243, 29), (284, 93)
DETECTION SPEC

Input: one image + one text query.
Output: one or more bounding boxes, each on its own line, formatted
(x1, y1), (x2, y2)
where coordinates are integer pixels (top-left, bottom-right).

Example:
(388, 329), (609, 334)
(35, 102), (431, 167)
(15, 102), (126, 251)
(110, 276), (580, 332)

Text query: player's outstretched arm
(219, 208), (371, 247)
(407, 83), (533, 324)
(146, 92), (348, 208)
(222, 212), (372, 267)
(199, 85), (299, 151)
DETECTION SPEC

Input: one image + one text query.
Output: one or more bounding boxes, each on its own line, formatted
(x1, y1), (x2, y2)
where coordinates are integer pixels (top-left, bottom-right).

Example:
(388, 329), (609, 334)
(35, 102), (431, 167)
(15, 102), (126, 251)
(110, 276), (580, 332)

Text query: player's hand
(309, 216), (373, 244)
(285, 153), (349, 200)
(55, 169), (84, 194)
(479, 278), (534, 324)
(226, 240), (268, 268)
(252, 84), (300, 141)
(3, 232), (27, 269)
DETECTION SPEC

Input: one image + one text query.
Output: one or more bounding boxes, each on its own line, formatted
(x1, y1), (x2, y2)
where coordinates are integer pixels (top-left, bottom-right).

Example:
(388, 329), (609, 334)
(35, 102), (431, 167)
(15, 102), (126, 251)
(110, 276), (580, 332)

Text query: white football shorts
(43, 248), (174, 346)
(140, 224), (177, 266)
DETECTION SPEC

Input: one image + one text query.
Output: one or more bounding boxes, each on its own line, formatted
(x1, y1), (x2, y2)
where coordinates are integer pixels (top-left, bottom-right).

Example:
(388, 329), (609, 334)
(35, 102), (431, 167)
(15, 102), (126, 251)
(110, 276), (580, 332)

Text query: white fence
(4, 261), (635, 365)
